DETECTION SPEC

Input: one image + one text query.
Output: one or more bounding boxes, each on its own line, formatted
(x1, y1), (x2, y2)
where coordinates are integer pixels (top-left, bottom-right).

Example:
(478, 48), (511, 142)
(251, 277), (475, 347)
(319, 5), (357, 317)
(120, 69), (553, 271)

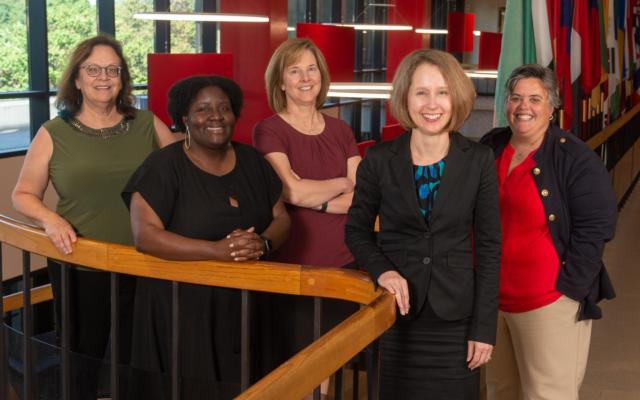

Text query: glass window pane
(171, 0), (199, 53)
(0, 1), (28, 91)
(49, 95), (58, 120)
(115, 0), (154, 87)
(47, 0), (97, 89)
(0, 98), (30, 153)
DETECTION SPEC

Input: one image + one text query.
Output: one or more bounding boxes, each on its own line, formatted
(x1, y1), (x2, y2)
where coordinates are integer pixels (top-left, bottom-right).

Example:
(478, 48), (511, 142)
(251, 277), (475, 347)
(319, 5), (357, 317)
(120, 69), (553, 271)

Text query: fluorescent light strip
(414, 28), (448, 34)
(133, 12), (269, 23)
(330, 83), (393, 91)
(327, 91), (391, 99)
(327, 23), (413, 31)
(466, 72), (498, 79)
(415, 28), (482, 36)
(328, 71), (497, 99)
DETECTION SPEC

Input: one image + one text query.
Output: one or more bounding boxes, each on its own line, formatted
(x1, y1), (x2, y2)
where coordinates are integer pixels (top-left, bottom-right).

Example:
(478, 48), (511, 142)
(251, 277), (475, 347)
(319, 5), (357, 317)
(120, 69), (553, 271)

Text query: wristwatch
(261, 235), (273, 255)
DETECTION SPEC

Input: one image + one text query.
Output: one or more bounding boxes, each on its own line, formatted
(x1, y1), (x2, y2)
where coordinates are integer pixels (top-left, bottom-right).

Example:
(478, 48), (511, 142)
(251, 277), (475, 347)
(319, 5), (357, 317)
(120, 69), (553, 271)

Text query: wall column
(220, 0), (288, 144)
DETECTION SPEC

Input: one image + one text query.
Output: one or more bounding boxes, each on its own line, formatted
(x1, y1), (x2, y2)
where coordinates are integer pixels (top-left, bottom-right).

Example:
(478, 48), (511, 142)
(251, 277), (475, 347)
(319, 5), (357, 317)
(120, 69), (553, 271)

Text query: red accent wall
(296, 23), (355, 82)
(386, 0), (431, 125)
(386, 0), (431, 82)
(147, 53), (233, 129)
(478, 32), (502, 70)
(220, 0), (288, 144)
(446, 12), (475, 53)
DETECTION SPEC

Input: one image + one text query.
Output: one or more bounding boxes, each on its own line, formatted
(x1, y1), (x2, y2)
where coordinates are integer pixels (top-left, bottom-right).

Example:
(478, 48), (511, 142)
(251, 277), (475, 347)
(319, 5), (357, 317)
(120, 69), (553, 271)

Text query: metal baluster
(313, 297), (322, 400)
(110, 273), (120, 400)
(22, 251), (32, 400)
(0, 244), (6, 400)
(352, 357), (359, 400)
(171, 282), (180, 400)
(334, 367), (343, 400)
(61, 263), (71, 400)
(366, 340), (380, 400)
(240, 289), (251, 391)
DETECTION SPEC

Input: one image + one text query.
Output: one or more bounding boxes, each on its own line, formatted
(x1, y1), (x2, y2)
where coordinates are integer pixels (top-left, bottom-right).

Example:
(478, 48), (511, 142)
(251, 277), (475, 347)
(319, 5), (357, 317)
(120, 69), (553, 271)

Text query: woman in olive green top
(12, 35), (177, 399)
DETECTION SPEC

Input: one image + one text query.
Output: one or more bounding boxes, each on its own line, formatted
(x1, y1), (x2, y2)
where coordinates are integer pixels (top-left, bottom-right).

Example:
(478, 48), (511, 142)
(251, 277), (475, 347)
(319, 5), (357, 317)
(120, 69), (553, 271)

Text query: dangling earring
(184, 125), (192, 150)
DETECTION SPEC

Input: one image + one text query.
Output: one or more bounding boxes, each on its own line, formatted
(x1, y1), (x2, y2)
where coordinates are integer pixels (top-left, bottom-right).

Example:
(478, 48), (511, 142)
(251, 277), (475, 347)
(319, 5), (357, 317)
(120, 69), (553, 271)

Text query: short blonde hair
(264, 38), (331, 112)
(390, 49), (475, 132)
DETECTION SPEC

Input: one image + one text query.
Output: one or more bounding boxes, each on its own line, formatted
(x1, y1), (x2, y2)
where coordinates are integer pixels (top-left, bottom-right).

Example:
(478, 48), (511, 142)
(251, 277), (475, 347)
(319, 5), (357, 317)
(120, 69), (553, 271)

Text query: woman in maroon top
(481, 64), (617, 400)
(252, 38), (361, 386)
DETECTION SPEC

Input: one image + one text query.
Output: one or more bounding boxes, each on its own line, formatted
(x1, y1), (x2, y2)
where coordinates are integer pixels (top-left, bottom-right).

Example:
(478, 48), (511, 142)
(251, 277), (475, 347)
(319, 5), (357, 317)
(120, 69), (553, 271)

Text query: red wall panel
(446, 12), (475, 53)
(147, 53), (233, 129)
(386, 0), (430, 82)
(478, 32), (502, 70)
(296, 23), (355, 82)
(220, 0), (288, 144)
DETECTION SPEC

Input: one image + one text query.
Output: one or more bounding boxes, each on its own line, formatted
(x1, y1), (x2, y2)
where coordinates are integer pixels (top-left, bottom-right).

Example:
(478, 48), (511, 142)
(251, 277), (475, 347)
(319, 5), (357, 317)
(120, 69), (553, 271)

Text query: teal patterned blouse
(413, 159), (446, 222)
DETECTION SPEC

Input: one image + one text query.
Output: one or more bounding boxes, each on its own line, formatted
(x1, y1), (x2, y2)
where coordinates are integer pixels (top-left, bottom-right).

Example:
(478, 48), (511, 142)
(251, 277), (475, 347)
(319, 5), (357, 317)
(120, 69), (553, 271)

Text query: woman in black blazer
(345, 49), (501, 400)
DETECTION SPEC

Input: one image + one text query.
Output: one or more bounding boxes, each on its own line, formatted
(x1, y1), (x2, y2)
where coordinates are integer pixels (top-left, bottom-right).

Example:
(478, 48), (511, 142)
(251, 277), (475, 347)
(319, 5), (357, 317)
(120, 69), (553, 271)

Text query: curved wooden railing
(0, 214), (396, 399)
(586, 102), (640, 150)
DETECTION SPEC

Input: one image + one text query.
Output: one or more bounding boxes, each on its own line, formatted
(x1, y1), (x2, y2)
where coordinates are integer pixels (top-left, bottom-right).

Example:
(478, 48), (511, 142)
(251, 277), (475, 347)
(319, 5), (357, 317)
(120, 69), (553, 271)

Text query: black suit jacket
(346, 131), (501, 344)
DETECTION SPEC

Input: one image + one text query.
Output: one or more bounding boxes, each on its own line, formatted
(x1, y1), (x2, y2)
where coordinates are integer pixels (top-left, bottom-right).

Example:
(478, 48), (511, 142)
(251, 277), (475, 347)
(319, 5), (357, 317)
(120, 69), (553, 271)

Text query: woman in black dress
(122, 75), (290, 399)
(345, 49), (501, 399)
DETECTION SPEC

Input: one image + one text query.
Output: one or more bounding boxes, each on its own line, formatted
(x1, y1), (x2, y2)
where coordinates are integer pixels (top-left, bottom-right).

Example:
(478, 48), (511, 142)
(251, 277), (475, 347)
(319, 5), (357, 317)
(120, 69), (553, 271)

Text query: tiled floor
(580, 182), (640, 400)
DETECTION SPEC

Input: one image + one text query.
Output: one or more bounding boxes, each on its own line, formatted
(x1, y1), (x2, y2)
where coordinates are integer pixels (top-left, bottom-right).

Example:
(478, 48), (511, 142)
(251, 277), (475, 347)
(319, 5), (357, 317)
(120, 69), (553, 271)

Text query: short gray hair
(504, 64), (561, 109)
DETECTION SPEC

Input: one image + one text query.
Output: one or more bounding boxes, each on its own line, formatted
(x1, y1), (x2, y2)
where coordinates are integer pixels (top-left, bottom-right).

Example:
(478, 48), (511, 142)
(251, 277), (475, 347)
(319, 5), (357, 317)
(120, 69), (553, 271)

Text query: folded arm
(264, 152), (357, 210)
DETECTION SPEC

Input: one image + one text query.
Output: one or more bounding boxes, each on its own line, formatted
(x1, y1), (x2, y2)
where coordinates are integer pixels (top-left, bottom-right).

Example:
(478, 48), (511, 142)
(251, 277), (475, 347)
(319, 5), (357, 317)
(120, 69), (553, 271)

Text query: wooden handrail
(3, 284), (53, 313)
(239, 291), (395, 399)
(0, 214), (379, 305)
(0, 214), (396, 398)
(586, 102), (640, 150)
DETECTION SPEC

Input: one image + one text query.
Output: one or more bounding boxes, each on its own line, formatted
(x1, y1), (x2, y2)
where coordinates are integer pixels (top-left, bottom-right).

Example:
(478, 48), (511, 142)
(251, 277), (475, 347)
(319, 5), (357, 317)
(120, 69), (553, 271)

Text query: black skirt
(379, 300), (479, 400)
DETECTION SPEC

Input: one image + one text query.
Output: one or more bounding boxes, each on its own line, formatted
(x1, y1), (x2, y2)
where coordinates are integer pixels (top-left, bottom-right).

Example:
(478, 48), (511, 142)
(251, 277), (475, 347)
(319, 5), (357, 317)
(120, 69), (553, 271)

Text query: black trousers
(47, 259), (135, 400)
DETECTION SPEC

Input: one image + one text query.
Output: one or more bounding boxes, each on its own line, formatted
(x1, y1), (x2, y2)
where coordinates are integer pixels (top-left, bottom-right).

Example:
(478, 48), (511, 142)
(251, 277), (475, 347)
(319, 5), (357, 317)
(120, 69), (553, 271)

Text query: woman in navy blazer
(346, 49), (501, 399)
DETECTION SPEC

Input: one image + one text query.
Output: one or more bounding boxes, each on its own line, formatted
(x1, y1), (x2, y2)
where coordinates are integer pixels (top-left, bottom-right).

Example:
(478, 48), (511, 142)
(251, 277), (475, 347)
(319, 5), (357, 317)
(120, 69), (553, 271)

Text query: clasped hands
(225, 226), (264, 261)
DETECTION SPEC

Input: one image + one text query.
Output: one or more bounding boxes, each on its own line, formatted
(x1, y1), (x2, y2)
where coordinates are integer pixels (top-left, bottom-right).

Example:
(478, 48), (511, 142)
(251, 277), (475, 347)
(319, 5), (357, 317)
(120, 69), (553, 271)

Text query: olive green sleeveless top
(46, 110), (158, 246)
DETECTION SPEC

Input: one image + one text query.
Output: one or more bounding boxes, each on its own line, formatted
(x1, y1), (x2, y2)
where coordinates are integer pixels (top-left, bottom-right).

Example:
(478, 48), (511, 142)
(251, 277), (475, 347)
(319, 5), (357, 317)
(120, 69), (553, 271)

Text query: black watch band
(261, 235), (273, 255)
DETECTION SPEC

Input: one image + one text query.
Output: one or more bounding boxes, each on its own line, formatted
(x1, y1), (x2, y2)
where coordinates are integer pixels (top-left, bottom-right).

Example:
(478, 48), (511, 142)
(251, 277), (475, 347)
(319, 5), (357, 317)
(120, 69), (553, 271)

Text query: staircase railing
(0, 214), (395, 400)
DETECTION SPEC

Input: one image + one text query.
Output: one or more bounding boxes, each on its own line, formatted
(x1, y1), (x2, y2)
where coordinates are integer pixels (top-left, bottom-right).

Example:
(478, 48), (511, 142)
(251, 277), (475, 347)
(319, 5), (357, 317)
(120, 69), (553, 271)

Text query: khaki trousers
(486, 296), (592, 400)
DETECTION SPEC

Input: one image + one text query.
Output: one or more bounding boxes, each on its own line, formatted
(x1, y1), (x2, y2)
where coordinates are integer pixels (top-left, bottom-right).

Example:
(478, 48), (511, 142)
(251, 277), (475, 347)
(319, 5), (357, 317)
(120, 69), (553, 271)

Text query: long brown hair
(56, 35), (136, 119)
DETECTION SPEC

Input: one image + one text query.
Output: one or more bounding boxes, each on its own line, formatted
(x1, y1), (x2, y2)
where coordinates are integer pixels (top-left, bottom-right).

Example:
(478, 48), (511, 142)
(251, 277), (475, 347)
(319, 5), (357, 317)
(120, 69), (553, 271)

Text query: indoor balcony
(0, 214), (395, 400)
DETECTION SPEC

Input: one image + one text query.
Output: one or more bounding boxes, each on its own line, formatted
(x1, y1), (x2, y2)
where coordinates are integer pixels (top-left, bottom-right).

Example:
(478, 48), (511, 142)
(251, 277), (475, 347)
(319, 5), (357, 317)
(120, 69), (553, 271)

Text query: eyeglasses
(81, 64), (122, 78)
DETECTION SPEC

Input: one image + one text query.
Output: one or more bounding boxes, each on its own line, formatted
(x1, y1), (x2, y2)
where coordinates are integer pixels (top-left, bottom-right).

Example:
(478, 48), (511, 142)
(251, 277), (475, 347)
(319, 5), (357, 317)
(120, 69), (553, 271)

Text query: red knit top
(496, 144), (562, 313)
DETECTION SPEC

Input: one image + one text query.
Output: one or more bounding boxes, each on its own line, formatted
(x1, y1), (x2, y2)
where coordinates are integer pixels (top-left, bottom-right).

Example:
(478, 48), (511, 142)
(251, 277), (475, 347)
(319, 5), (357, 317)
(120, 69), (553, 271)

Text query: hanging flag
(633, 1), (640, 105)
(557, 0), (573, 130)
(533, 0), (553, 67)
(494, 0), (537, 127)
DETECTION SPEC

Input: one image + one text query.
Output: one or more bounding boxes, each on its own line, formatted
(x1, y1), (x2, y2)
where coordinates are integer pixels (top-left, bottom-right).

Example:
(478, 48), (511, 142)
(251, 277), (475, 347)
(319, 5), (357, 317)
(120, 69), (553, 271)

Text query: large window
(0, 0), (29, 153)
(47, 0), (96, 89)
(170, 0), (199, 53)
(116, 0), (155, 87)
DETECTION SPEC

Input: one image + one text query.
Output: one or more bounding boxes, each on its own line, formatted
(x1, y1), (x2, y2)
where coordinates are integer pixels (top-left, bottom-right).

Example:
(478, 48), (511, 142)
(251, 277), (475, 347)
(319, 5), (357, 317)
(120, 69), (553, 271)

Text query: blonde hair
(390, 49), (475, 132)
(264, 38), (331, 112)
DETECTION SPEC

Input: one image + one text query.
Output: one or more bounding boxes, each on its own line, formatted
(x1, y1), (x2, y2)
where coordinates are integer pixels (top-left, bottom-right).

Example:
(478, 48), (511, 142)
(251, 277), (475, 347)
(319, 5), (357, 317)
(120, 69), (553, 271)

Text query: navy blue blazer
(481, 125), (617, 320)
(346, 131), (502, 345)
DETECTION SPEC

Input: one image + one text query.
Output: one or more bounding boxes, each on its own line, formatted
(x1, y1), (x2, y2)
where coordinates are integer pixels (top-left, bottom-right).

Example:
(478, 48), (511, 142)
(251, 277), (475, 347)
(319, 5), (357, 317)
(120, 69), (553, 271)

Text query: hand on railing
(377, 270), (410, 315)
(42, 214), (77, 255)
(226, 227), (264, 261)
